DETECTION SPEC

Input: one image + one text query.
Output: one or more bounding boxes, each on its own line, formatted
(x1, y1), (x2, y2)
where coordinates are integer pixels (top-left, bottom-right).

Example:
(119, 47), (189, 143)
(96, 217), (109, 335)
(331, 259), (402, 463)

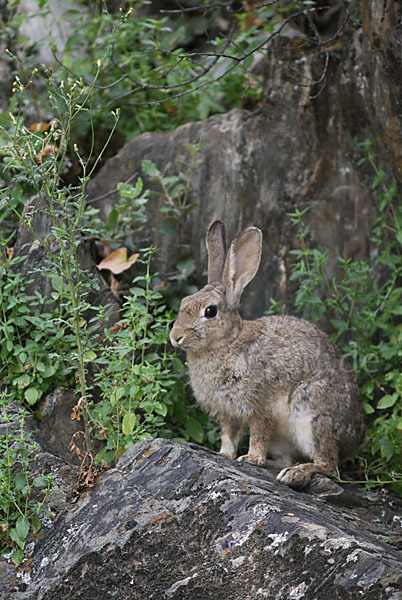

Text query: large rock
(3, 438), (402, 600)
(86, 2), (402, 320)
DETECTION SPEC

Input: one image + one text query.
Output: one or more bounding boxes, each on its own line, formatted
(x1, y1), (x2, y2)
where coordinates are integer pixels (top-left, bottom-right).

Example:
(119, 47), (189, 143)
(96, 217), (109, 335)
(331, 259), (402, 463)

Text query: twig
(86, 172), (138, 205)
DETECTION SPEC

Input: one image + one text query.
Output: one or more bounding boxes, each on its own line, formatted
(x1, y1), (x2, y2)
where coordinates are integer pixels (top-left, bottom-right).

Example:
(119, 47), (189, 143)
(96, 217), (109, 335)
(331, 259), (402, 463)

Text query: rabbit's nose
(170, 326), (184, 347)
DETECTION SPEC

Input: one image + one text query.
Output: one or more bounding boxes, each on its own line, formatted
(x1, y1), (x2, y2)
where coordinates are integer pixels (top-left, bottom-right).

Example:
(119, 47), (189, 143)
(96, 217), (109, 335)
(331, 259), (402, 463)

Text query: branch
(86, 172), (138, 205)
(301, 3), (350, 99)
(159, 1), (236, 14)
(159, 0), (283, 13)
(50, 3), (346, 108)
(110, 9), (307, 107)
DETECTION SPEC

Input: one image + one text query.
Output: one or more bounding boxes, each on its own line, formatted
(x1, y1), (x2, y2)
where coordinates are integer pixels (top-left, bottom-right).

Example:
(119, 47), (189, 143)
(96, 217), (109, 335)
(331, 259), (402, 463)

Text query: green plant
(83, 176), (150, 261)
(45, 2), (266, 136)
(0, 53), (122, 453)
(0, 255), (74, 407)
(0, 52), (215, 467)
(140, 143), (203, 304)
(83, 141), (202, 268)
(89, 247), (208, 465)
(0, 394), (55, 566)
(288, 140), (402, 493)
(2, 0), (326, 161)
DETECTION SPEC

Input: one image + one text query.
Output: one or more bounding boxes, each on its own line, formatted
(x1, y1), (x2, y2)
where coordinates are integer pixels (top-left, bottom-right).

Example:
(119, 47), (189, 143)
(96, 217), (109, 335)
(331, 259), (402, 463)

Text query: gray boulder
(3, 438), (401, 600)
(86, 1), (402, 320)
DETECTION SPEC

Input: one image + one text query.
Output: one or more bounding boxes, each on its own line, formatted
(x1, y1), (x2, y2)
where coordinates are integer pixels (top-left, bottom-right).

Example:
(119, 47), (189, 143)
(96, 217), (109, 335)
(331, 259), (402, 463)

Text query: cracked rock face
(3, 438), (402, 600)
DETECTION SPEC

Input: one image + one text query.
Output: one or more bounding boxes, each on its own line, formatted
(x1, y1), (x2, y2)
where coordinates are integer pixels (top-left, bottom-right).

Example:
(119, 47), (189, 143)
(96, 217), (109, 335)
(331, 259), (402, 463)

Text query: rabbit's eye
(204, 305), (218, 319)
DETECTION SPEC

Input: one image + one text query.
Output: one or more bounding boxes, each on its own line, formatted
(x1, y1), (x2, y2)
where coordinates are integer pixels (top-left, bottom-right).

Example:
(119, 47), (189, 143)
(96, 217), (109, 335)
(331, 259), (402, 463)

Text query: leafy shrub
(0, 257), (74, 406)
(89, 248), (207, 465)
(2, 0), (313, 161)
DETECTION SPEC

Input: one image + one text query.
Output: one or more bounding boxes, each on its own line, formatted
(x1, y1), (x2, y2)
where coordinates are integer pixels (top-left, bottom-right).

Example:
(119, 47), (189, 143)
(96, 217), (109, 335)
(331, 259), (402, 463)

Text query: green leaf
(50, 274), (63, 292)
(10, 516), (30, 549)
(154, 402), (168, 417)
(372, 169), (385, 189)
(122, 412), (136, 435)
(377, 253), (400, 266)
(106, 207), (118, 231)
(112, 387), (126, 404)
(24, 387), (40, 405)
(142, 159), (160, 178)
(95, 446), (116, 465)
(377, 394), (398, 410)
(379, 437), (396, 461)
(16, 516), (30, 543)
(379, 343), (401, 360)
(83, 350), (97, 363)
(141, 401), (153, 413)
(31, 517), (41, 534)
(363, 402), (375, 415)
(185, 417), (204, 444)
(11, 549), (24, 566)
(14, 472), (27, 491)
(134, 177), (143, 195)
(33, 475), (49, 488)
(42, 364), (56, 378)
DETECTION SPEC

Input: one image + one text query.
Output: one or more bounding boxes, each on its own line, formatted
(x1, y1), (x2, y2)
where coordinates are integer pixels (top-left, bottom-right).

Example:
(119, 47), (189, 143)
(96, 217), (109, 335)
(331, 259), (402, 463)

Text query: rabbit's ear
(223, 227), (262, 308)
(207, 219), (226, 284)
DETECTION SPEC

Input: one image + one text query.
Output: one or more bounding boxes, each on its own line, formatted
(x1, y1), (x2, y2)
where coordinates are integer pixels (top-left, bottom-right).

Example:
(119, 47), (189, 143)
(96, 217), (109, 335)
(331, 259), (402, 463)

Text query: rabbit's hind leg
(275, 380), (340, 489)
(276, 413), (339, 489)
(276, 459), (337, 489)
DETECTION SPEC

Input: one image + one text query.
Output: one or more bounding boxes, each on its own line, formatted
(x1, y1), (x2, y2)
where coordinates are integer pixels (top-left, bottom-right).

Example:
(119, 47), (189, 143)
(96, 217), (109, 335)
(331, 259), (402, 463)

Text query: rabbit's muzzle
(170, 325), (189, 348)
(170, 322), (205, 350)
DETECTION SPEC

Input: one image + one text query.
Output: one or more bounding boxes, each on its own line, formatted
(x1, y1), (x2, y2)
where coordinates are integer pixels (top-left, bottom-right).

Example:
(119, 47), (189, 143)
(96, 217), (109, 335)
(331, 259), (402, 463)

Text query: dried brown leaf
(97, 247), (139, 274)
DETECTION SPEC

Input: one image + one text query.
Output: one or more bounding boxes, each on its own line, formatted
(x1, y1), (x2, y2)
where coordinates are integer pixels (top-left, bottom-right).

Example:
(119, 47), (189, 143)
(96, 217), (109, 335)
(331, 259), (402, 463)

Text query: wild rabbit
(170, 220), (365, 489)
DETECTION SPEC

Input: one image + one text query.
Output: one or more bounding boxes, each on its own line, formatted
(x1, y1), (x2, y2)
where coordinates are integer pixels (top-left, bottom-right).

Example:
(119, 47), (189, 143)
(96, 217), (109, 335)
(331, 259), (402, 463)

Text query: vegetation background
(0, 0), (400, 565)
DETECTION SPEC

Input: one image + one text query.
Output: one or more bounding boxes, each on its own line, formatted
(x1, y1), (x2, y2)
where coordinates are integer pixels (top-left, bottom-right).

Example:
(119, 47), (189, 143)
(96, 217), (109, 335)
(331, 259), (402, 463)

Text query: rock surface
(36, 387), (84, 466)
(86, 1), (402, 320)
(2, 438), (402, 600)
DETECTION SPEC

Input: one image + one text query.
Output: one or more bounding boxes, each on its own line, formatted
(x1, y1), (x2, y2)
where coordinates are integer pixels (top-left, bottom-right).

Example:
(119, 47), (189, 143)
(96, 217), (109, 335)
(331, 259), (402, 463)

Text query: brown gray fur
(170, 220), (365, 489)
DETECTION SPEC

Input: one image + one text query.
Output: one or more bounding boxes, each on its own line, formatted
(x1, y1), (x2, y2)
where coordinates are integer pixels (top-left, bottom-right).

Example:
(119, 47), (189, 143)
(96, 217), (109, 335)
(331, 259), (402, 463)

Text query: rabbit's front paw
(277, 465), (310, 489)
(237, 454), (266, 467)
(219, 448), (237, 460)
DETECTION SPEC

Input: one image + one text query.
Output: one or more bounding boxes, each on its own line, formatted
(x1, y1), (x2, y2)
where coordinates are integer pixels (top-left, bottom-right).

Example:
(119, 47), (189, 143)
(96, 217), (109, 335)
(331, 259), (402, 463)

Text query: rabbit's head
(170, 220), (262, 351)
